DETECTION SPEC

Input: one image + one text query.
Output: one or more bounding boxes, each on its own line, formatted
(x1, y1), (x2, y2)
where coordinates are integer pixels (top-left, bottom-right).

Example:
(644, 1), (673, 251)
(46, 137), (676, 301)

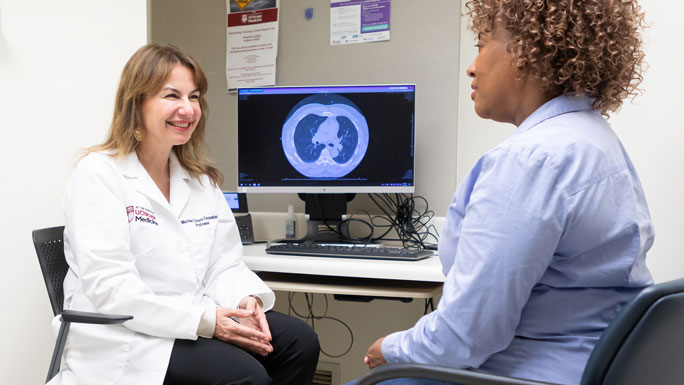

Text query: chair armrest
(60, 309), (133, 325)
(356, 364), (559, 385)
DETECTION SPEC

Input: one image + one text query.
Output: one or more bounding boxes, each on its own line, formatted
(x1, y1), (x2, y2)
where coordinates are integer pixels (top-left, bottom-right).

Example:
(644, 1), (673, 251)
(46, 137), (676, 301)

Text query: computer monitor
(222, 192), (249, 213)
(237, 84), (416, 241)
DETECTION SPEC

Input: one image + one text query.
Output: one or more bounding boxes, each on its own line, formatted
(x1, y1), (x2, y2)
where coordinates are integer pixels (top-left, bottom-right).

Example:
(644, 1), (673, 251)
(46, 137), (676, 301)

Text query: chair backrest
(580, 278), (684, 385)
(32, 226), (68, 316)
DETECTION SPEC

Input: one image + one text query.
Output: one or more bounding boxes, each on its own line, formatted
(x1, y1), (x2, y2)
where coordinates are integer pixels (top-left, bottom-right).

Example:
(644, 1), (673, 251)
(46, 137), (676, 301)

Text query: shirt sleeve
(201, 188), (275, 311)
(62, 156), (205, 340)
(382, 148), (567, 368)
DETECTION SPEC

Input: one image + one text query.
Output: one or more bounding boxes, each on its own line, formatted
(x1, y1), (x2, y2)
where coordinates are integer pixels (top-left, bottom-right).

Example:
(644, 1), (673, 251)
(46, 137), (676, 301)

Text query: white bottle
(285, 204), (296, 239)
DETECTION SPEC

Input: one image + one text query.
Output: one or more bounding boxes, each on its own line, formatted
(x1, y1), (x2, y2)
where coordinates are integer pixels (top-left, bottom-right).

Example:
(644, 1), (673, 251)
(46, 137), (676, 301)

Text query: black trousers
(163, 311), (320, 385)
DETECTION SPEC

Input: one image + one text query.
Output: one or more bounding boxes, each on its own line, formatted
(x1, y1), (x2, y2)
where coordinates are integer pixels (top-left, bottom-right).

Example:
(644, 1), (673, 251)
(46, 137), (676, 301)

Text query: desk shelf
(243, 243), (445, 299)
(258, 272), (443, 299)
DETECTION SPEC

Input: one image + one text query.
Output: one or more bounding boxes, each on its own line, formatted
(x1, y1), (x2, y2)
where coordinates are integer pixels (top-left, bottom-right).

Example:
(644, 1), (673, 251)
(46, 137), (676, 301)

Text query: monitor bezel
(236, 84), (416, 194)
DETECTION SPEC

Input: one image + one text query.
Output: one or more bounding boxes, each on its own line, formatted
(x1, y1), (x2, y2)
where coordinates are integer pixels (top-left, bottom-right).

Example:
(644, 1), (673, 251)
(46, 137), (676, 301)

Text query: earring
(133, 127), (144, 142)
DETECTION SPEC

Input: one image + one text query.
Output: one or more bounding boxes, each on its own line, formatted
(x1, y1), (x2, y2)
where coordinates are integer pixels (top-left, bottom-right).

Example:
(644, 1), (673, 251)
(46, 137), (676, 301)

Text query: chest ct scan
(281, 94), (369, 178)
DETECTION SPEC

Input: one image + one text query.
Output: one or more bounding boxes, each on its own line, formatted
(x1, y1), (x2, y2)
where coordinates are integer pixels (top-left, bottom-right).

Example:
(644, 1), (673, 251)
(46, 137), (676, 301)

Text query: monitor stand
(298, 193), (355, 243)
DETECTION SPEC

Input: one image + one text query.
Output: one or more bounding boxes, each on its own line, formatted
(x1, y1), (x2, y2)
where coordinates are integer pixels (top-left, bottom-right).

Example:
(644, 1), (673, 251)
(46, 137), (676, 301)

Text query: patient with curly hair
(354, 1), (654, 384)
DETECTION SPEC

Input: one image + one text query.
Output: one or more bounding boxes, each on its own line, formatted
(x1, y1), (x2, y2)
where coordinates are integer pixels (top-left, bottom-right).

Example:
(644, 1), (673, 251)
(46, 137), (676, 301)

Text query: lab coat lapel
(168, 151), (191, 219)
(121, 152), (171, 209)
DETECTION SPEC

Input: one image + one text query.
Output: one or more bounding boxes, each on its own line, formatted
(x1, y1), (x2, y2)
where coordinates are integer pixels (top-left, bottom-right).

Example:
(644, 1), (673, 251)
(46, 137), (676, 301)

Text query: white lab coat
(48, 151), (275, 385)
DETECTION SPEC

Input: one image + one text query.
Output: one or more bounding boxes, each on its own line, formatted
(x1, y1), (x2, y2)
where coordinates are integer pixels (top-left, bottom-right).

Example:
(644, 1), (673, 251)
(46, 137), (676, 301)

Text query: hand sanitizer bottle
(285, 204), (296, 239)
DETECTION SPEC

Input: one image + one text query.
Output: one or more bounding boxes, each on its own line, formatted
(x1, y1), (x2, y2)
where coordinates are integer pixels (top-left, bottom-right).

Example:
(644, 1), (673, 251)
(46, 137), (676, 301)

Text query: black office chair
(357, 278), (684, 385)
(33, 226), (133, 383)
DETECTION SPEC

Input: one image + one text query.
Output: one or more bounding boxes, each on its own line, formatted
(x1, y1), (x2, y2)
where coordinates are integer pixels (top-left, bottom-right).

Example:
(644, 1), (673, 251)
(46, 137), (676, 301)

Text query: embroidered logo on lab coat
(127, 205), (159, 226)
(127, 206), (134, 223)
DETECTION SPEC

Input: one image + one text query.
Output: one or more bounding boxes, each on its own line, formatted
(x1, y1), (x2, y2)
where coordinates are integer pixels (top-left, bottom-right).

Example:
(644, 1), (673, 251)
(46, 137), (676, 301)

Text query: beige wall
(150, 0), (461, 216)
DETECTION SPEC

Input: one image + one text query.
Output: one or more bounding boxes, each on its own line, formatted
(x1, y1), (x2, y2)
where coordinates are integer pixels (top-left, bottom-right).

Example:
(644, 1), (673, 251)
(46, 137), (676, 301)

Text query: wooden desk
(242, 244), (445, 299)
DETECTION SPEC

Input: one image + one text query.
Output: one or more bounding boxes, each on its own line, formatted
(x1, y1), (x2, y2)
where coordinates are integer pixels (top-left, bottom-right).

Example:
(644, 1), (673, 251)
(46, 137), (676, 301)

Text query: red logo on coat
(126, 206), (135, 223)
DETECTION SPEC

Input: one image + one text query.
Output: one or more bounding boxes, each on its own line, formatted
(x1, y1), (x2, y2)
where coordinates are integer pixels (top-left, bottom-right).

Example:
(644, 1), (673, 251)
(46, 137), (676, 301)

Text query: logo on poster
(233, 0), (253, 11)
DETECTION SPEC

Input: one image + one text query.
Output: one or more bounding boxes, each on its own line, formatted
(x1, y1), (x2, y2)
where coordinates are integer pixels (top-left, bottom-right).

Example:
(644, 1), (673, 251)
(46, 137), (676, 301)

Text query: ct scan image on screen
(281, 93), (369, 179)
(237, 85), (415, 193)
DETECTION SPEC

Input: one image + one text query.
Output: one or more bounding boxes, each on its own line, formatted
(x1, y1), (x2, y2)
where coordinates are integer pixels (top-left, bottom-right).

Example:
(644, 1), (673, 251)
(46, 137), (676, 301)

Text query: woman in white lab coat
(53, 44), (319, 385)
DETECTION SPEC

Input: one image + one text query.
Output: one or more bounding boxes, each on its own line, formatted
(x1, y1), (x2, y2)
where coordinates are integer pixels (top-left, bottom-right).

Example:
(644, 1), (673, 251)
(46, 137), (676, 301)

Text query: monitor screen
(223, 192), (249, 213)
(237, 85), (416, 193)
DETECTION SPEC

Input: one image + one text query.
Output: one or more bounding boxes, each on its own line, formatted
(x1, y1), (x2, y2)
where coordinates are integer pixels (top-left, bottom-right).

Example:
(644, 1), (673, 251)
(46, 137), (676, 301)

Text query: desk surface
(243, 243), (446, 283)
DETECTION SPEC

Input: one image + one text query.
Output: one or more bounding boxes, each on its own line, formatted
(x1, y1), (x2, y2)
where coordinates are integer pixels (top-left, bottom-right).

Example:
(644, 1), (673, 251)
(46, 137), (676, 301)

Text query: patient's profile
(357, 1), (653, 384)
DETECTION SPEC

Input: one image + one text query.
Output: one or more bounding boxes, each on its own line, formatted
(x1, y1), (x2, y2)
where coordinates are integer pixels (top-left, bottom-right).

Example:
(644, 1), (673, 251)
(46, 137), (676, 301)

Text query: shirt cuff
(197, 307), (216, 338)
(381, 330), (404, 363)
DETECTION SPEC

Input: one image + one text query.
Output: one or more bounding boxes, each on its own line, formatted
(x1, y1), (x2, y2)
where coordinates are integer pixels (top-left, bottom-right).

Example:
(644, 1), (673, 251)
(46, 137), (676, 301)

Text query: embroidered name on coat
(180, 215), (218, 227)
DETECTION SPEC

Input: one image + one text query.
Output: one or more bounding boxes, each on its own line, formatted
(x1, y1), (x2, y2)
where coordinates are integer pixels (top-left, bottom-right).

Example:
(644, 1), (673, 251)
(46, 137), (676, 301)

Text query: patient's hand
(214, 307), (273, 356)
(365, 336), (388, 368)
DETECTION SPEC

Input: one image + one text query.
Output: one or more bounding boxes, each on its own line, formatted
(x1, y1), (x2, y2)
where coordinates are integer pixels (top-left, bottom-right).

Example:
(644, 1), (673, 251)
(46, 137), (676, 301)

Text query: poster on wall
(330, 0), (391, 45)
(226, 0), (279, 91)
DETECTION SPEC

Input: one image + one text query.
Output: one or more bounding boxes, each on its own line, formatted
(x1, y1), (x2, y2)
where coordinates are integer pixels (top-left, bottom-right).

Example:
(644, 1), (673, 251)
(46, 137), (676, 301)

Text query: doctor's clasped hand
(214, 298), (273, 357)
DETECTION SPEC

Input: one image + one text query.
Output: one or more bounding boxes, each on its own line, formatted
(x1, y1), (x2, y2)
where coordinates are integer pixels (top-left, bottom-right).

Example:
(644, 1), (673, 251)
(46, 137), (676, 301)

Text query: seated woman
(52, 44), (319, 385)
(360, 0), (653, 384)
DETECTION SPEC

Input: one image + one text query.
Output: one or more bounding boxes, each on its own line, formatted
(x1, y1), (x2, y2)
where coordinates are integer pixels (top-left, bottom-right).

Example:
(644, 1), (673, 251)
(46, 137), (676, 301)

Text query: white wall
(457, 0), (684, 283)
(608, 2), (684, 282)
(0, 0), (146, 382)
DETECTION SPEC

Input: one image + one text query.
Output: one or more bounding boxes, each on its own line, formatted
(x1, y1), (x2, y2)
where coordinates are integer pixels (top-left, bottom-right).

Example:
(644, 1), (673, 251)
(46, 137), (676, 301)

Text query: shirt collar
(515, 95), (594, 134)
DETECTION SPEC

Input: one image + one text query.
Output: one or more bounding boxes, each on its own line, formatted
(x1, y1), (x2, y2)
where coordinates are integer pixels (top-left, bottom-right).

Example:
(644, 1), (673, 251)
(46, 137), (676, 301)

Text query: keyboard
(265, 243), (433, 261)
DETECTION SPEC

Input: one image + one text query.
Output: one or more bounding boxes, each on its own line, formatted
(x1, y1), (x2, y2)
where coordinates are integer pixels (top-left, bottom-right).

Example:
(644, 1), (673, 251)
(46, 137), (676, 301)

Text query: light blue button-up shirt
(381, 95), (654, 384)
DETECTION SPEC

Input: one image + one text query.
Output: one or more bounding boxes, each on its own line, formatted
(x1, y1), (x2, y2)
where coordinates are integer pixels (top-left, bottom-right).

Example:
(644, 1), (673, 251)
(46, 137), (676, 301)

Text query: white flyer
(226, 0), (279, 91)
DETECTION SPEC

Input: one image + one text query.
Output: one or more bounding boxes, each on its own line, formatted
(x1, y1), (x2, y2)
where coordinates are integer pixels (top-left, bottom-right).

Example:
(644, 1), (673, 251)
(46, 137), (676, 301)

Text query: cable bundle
(315, 193), (440, 249)
(365, 193), (439, 249)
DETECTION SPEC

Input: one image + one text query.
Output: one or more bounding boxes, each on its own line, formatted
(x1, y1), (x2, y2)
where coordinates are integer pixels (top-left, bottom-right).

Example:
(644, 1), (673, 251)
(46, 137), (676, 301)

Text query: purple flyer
(330, 0), (391, 45)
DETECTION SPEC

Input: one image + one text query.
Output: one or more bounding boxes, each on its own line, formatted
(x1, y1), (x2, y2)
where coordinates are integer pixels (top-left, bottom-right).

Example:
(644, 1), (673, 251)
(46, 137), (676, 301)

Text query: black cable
(343, 209), (393, 242)
(288, 292), (354, 358)
(305, 293), (314, 329)
(424, 298), (435, 314)
(313, 194), (345, 239)
(368, 193), (440, 249)
(312, 194), (379, 244)
(312, 193), (440, 248)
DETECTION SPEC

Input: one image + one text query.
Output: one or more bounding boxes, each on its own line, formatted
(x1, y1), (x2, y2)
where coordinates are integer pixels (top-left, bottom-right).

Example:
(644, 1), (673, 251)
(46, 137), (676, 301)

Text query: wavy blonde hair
(465, 0), (646, 116)
(85, 43), (223, 186)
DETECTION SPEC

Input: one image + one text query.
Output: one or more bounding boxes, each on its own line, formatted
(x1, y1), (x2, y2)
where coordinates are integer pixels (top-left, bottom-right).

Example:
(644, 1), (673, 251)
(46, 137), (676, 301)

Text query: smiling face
(139, 64), (201, 155)
(466, 22), (547, 126)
